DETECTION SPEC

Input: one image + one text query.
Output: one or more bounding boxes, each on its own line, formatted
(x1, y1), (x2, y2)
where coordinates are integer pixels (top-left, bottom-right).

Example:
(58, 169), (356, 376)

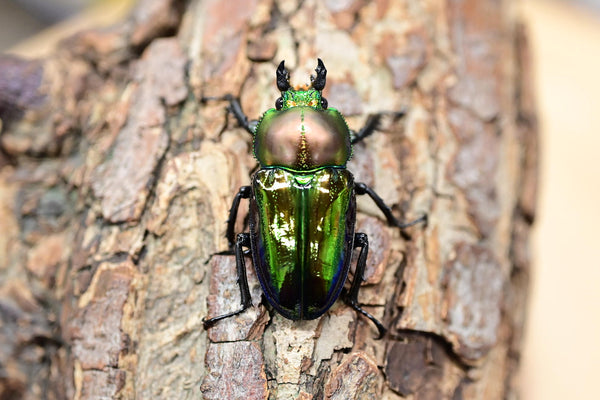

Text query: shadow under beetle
(203, 59), (426, 339)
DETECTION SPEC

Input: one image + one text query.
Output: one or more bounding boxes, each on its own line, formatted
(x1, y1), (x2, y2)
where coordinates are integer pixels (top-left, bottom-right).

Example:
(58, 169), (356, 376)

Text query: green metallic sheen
(280, 88), (323, 110)
(249, 167), (356, 319)
(254, 105), (351, 170)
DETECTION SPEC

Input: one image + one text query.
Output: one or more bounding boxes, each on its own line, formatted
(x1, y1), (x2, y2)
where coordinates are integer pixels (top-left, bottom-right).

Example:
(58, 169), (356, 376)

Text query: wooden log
(0, 0), (537, 398)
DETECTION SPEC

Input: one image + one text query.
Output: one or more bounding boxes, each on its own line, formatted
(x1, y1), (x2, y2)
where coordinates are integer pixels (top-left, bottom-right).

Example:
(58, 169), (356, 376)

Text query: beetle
(203, 59), (425, 338)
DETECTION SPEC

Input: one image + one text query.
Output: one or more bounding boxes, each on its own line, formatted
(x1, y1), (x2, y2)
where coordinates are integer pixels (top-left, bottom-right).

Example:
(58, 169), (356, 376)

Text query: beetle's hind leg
(345, 232), (387, 339)
(203, 233), (253, 329)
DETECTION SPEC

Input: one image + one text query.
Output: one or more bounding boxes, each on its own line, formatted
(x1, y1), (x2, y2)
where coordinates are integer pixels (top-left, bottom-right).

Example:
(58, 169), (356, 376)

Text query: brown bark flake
(67, 261), (135, 371)
(443, 243), (503, 362)
(201, 341), (268, 400)
(447, 0), (502, 121)
(447, 106), (500, 238)
(91, 38), (186, 223)
(385, 334), (447, 398)
(323, 352), (382, 400)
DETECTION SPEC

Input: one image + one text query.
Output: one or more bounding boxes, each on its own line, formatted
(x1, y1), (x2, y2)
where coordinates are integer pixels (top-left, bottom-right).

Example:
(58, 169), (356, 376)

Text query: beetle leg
(351, 111), (406, 144)
(202, 94), (257, 135)
(225, 95), (257, 135)
(345, 232), (387, 339)
(226, 186), (252, 249)
(355, 182), (427, 230)
(351, 114), (383, 144)
(203, 186), (252, 264)
(203, 233), (253, 329)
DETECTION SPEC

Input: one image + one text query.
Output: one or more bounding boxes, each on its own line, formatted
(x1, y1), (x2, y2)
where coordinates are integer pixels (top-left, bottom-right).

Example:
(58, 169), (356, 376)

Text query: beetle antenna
(276, 60), (291, 91)
(311, 58), (327, 91)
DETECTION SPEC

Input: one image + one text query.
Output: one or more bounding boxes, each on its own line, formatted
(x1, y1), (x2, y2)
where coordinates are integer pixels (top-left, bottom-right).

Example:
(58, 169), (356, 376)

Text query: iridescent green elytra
(203, 59), (426, 338)
(250, 167), (355, 319)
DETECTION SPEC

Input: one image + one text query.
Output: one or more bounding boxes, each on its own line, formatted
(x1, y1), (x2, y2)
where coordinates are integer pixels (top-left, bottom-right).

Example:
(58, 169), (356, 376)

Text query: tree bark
(0, 0), (537, 399)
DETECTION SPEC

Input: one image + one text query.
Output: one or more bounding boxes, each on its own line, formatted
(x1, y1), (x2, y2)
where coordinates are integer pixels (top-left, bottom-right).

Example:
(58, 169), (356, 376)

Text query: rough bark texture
(0, 0), (537, 399)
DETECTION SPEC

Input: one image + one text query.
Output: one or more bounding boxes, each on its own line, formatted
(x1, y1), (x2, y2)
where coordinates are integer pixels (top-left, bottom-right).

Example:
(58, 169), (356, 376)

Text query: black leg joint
(238, 186), (252, 198)
(354, 182), (368, 195)
(354, 231), (368, 247)
(236, 232), (251, 247)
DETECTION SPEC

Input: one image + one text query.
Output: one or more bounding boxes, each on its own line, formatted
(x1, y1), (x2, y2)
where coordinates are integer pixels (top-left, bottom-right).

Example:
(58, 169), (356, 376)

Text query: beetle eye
(275, 97), (284, 110)
(321, 97), (328, 109)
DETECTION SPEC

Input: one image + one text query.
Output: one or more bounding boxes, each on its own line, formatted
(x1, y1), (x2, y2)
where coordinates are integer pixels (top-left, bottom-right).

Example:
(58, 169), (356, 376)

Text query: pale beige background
(2, 0), (600, 398)
(521, 1), (600, 399)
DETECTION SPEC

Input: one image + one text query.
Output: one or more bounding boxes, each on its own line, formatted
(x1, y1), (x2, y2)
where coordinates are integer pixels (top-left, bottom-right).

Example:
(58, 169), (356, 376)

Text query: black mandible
(276, 60), (291, 92)
(311, 58), (327, 91)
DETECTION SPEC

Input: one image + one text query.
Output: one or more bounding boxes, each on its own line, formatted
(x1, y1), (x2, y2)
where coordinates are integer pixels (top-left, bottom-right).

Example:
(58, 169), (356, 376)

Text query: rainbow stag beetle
(202, 59), (426, 338)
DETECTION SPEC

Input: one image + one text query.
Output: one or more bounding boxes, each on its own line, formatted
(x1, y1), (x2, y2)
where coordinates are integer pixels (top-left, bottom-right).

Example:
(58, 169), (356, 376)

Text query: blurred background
(519, 2), (600, 399)
(1, 0), (599, 398)
(0, 0), (134, 55)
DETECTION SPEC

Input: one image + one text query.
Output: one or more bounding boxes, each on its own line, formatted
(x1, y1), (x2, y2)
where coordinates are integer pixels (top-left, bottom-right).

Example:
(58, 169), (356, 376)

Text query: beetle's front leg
(203, 94), (258, 135)
(225, 95), (258, 135)
(354, 182), (427, 230)
(350, 111), (405, 144)
(203, 233), (253, 329)
(345, 232), (387, 339)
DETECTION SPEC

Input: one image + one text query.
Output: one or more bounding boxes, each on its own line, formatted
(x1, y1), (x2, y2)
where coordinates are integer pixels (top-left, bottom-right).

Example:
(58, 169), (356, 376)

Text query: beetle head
(275, 59), (329, 111)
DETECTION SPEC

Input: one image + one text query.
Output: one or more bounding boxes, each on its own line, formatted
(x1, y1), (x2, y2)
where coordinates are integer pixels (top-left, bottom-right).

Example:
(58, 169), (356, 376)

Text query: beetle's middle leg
(225, 186), (252, 249)
(203, 233), (253, 329)
(345, 232), (387, 339)
(355, 182), (427, 230)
